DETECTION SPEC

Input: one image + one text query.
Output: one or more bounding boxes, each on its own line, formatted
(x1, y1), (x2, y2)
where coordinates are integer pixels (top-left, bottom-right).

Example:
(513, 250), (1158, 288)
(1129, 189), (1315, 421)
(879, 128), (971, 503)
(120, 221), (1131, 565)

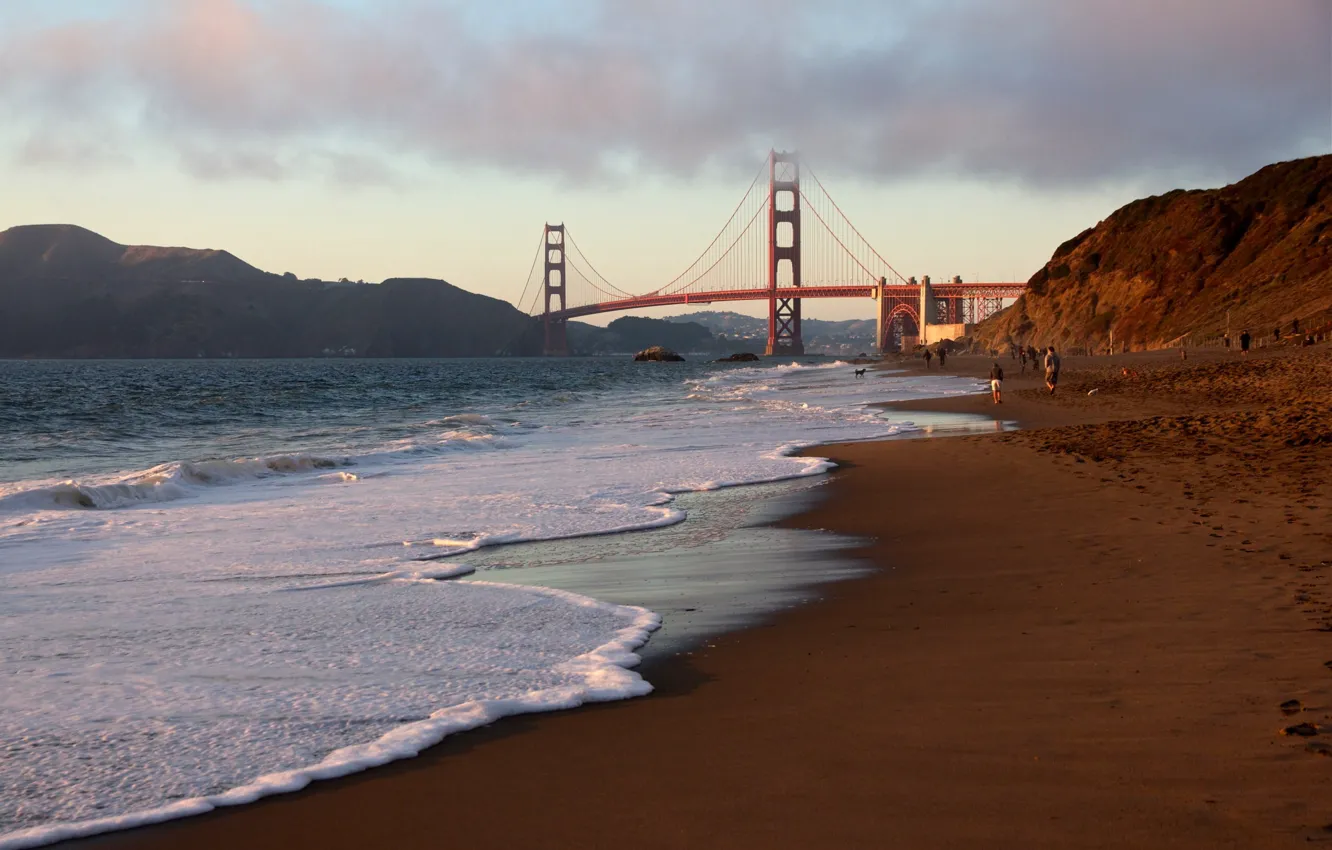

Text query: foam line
(0, 583), (660, 850)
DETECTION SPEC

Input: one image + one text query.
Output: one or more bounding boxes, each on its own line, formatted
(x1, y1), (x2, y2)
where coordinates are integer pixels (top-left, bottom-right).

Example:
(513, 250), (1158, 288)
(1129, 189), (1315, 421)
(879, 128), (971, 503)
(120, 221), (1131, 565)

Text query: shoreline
(75, 347), (1332, 848)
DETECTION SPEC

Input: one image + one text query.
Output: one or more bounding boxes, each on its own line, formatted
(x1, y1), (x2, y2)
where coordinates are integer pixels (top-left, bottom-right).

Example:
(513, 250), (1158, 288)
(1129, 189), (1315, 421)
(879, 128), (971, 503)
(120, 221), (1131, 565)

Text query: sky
(1, 0), (1328, 323)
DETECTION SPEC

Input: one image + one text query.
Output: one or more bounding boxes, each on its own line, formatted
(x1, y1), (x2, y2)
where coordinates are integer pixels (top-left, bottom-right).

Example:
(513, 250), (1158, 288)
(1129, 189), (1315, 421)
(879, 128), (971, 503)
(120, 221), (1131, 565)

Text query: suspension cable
(517, 229), (547, 316)
(565, 253), (635, 303)
(799, 189), (879, 282)
(564, 230), (639, 298)
(644, 157), (769, 296)
(804, 164), (909, 284)
(661, 196), (769, 295)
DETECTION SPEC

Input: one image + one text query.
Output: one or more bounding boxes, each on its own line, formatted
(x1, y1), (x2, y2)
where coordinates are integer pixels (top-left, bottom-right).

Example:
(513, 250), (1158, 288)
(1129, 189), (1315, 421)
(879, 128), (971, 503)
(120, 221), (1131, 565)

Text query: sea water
(0, 357), (982, 847)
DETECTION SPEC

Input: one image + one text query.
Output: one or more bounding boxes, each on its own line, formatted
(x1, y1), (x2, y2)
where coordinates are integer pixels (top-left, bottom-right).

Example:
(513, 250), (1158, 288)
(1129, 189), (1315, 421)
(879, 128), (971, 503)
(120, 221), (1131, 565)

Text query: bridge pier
(765, 150), (803, 356)
(542, 224), (569, 356)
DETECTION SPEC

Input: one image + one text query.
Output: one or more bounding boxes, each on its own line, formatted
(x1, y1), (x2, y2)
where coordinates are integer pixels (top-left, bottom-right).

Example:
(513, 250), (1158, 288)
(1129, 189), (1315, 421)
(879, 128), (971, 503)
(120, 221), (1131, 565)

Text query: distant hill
(665, 311), (768, 337)
(565, 315), (716, 355)
(0, 225), (541, 358)
(664, 310), (877, 355)
(978, 155), (1332, 350)
(606, 316), (712, 352)
(664, 310), (873, 338)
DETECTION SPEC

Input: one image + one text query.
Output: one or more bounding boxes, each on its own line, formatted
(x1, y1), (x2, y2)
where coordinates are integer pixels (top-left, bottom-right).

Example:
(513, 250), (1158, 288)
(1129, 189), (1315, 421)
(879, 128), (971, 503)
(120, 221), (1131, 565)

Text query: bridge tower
(542, 224), (569, 356)
(766, 150), (803, 356)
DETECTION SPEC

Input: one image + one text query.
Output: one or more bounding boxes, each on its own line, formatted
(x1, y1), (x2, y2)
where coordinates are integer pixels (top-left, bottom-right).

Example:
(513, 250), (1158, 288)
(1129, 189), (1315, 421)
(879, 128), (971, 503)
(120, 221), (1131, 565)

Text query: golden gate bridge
(518, 151), (1025, 355)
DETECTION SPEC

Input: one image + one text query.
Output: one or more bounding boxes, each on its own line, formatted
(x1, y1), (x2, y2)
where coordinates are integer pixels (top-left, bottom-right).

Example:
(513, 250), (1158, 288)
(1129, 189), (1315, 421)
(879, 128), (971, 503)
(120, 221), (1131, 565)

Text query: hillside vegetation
(978, 155), (1332, 350)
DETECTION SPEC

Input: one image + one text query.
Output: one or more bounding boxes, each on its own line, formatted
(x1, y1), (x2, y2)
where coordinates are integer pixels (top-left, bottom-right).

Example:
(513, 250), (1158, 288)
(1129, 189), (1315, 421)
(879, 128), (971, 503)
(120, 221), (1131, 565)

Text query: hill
(664, 310), (877, 355)
(0, 225), (541, 358)
(978, 155), (1332, 351)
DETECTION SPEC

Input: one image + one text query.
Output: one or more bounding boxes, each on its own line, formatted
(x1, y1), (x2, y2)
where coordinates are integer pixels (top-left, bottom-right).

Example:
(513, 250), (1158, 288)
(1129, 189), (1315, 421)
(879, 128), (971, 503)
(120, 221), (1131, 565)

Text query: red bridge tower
(542, 224), (569, 356)
(766, 150), (803, 356)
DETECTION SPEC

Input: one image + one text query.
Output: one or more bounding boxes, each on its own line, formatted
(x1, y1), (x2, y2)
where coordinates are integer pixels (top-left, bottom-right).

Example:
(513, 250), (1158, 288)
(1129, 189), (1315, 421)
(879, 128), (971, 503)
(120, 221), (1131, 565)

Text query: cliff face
(978, 155), (1332, 350)
(0, 225), (540, 358)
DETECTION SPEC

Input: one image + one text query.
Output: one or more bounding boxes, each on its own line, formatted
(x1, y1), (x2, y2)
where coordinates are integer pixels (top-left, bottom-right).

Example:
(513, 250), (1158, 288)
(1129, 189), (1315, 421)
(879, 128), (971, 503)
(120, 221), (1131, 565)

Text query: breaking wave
(0, 453), (351, 512)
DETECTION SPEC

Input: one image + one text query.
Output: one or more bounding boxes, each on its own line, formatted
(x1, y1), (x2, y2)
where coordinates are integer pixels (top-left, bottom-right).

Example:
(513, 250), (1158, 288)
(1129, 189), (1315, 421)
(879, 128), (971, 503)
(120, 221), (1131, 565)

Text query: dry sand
(84, 347), (1332, 849)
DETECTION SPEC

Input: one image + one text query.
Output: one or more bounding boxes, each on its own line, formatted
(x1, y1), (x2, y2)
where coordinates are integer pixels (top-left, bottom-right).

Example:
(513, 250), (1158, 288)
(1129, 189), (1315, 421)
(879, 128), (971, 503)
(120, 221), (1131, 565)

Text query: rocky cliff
(0, 225), (541, 358)
(978, 155), (1332, 350)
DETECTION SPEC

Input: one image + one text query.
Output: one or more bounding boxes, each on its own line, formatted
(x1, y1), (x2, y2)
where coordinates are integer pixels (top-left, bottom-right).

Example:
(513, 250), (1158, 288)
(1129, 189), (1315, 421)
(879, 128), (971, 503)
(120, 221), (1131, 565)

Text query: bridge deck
(547, 283), (1025, 321)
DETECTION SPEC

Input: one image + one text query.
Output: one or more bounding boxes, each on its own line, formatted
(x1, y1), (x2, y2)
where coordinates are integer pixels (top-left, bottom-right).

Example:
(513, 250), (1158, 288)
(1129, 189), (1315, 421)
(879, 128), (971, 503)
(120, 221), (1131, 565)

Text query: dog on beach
(854, 368), (867, 378)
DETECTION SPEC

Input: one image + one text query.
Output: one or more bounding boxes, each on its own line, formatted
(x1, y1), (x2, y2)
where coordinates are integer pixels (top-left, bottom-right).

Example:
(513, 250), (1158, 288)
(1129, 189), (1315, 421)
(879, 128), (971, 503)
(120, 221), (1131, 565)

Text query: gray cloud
(1, 0), (1327, 186)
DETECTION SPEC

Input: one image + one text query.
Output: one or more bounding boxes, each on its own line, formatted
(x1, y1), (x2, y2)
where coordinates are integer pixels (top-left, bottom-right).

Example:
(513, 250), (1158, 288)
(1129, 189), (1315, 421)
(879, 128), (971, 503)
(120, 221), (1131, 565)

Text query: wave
(0, 414), (513, 513)
(434, 413), (505, 430)
(771, 359), (851, 372)
(0, 453), (351, 512)
(279, 563), (476, 591)
(0, 584), (660, 850)
(371, 429), (506, 459)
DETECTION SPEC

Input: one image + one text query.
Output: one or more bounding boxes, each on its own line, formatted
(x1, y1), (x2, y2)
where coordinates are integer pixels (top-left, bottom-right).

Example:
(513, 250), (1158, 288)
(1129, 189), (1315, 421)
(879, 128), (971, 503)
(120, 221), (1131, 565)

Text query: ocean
(0, 356), (984, 847)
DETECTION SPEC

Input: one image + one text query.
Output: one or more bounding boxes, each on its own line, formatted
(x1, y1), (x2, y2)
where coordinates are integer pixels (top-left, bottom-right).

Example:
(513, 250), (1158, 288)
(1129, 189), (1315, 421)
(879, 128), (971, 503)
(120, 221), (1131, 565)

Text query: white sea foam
(0, 579), (658, 850)
(0, 360), (983, 845)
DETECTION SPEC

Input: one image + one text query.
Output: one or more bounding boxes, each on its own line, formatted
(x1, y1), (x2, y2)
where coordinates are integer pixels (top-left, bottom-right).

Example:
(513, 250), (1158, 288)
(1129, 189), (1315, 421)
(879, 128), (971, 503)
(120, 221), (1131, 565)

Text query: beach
(67, 345), (1330, 849)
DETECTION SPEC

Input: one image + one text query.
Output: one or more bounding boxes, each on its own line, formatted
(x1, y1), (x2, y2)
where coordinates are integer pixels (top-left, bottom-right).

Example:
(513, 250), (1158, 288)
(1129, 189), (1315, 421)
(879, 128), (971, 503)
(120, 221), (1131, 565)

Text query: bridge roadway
(546, 282), (1025, 322)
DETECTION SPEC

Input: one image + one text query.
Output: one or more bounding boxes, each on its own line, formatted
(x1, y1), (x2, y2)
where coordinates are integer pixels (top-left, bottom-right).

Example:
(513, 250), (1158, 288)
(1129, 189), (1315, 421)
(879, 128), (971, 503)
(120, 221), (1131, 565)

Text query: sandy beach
(82, 347), (1332, 849)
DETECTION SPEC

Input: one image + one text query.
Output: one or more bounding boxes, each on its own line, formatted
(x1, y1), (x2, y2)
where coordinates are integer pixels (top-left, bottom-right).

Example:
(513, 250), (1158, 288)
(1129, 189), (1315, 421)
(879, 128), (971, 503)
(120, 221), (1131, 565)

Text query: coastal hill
(978, 155), (1332, 350)
(0, 225), (547, 358)
(0, 224), (266, 284)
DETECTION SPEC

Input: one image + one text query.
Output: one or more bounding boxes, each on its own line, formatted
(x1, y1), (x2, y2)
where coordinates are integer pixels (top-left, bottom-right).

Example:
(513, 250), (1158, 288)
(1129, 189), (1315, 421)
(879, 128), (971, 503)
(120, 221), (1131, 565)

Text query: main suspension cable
(804, 164), (908, 284)
(565, 230), (639, 298)
(517, 229), (547, 315)
(645, 157), (769, 296)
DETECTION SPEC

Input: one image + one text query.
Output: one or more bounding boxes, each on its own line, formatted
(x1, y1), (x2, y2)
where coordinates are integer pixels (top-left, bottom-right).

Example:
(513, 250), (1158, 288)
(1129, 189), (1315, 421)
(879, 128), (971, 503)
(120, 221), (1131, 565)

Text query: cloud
(15, 130), (136, 171)
(0, 0), (1327, 186)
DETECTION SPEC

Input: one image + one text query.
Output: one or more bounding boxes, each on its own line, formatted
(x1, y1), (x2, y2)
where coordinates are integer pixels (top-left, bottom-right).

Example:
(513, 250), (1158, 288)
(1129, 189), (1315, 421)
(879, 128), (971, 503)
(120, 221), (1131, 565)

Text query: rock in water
(714, 352), (760, 362)
(633, 346), (685, 362)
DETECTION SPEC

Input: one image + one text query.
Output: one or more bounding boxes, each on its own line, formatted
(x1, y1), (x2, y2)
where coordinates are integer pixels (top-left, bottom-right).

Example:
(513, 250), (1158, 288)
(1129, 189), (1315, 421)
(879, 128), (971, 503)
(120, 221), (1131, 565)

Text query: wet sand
(83, 347), (1332, 849)
(459, 478), (872, 660)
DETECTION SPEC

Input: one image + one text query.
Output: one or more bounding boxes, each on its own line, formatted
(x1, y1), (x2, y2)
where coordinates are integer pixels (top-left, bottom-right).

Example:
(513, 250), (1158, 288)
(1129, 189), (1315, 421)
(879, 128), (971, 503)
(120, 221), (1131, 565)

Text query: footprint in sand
(1282, 723), (1321, 737)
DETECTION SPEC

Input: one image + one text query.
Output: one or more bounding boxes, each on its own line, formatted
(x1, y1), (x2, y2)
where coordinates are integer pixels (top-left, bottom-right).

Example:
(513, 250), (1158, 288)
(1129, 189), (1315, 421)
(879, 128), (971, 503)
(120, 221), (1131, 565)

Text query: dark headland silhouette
(977, 155), (1332, 351)
(0, 224), (553, 358)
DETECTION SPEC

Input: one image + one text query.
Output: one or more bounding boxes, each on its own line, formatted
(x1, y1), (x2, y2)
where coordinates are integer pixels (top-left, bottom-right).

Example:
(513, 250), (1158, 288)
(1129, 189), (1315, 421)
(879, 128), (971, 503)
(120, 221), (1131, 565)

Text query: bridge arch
(886, 302), (919, 326)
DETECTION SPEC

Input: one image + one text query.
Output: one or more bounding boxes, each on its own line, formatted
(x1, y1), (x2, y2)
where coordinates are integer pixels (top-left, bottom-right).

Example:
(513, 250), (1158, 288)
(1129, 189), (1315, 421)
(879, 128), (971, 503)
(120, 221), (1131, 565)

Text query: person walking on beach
(1240, 329), (1251, 356)
(990, 362), (1004, 404)
(1044, 346), (1061, 395)
(923, 348), (933, 369)
(937, 346), (947, 369)
(1019, 346), (1028, 374)
(1028, 344), (1039, 366)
